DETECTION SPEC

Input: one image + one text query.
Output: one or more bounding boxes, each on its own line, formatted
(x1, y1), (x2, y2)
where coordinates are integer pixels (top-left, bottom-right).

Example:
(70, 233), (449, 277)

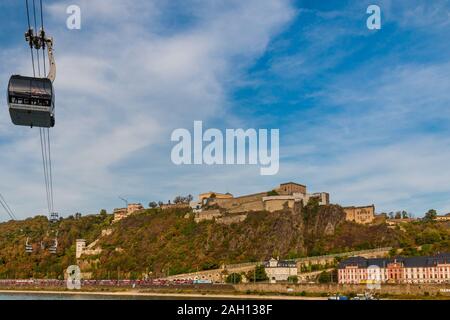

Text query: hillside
(0, 203), (449, 279)
(0, 213), (111, 278)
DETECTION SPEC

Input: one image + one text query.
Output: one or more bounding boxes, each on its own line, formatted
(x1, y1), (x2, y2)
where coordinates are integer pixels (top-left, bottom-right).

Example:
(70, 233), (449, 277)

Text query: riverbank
(236, 283), (450, 299)
(0, 289), (326, 300)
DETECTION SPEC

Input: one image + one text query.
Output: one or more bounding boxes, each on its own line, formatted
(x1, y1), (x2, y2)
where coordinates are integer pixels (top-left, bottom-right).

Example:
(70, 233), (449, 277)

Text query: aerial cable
(27, 0), (50, 216)
(47, 129), (54, 213)
(0, 200), (15, 221)
(25, 0), (31, 30)
(0, 193), (16, 220)
(39, 0), (55, 215)
(32, 0), (41, 77)
(39, 0), (44, 30)
(43, 129), (50, 213)
(0, 194), (16, 220)
(39, 128), (51, 214)
(38, 0), (55, 216)
(40, 0), (47, 75)
(25, 0), (36, 77)
(38, 0), (54, 215)
(25, 0), (55, 217)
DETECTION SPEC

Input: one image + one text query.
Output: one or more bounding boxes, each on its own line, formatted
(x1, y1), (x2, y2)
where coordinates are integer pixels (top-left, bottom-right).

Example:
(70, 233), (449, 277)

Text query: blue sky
(0, 0), (449, 220)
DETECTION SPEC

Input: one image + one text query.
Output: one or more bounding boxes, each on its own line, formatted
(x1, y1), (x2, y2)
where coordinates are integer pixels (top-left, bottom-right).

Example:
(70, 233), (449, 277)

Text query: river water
(0, 292), (187, 300)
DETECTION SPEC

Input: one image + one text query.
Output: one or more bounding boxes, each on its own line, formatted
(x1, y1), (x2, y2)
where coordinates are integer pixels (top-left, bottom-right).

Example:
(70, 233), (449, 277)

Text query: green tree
(287, 275), (298, 284)
(318, 271), (332, 284)
(201, 262), (219, 271)
(148, 202), (158, 209)
(417, 228), (442, 244)
(424, 209), (437, 221)
(401, 246), (419, 256)
(389, 248), (398, 257)
(246, 265), (268, 282)
(225, 273), (242, 284)
(173, 196), (184, 204)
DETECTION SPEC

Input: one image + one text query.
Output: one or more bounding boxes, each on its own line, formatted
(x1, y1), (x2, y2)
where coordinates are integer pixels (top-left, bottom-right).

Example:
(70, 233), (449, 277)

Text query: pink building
(338, 254), (450, 284)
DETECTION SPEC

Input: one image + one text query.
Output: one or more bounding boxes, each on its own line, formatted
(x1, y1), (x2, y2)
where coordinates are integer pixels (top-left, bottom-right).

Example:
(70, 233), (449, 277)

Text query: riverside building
(338, 254), (450, 284)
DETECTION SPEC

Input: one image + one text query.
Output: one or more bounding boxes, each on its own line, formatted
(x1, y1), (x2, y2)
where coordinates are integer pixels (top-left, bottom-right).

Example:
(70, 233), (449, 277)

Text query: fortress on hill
(110, 182), (375, 225)
(191, 182), (375, 225)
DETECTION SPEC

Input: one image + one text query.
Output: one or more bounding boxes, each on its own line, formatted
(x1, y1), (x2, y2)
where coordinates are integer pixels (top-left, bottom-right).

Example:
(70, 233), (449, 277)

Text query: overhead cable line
(25, 0), (36, 77)
(0, 193), (17, 220)
(25, 0), (55, 216)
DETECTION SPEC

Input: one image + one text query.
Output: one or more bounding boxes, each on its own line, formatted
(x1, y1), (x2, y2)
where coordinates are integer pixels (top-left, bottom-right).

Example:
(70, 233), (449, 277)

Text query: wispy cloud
(231, 0), (450, 216)
(0, 0), (295, 219)
(0, 0), (449, 220)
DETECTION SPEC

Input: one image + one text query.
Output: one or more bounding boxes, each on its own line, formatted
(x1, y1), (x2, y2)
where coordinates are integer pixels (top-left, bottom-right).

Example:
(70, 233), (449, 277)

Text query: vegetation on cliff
(0, 213), (111, 278)
(0, 202), (449, 279)
(93, 208), (306, 278)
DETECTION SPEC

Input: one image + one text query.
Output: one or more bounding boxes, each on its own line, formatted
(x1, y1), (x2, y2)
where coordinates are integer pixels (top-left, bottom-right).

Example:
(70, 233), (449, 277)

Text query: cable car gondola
(50, 212), (59, 223)
(7, 28), (56, 128)
(49, 237), (58, 254)
(8, 75), (55, 128)
(25, 237), (33, 253)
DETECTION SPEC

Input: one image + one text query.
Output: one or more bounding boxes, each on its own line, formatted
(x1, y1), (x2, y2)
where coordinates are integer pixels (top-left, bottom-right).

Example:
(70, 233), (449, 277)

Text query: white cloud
(0, 0), (295, 220)
(2, 0), (449, 221)
(278, 59), (450, 216)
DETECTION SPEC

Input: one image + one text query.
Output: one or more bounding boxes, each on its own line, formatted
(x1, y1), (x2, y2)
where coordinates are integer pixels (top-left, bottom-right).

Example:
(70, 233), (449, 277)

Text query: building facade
(262, 191), (330, 213)
(277, 182), (307, 195)
(112, 208), (127, 221)
(198, 192), (233, 202)
(160, 202), (190, 210)
(343, 205), (375, 224)
(199, 182), (330, 214)
(127, 203), (144, 214)
(262, 196), (298, 212)
(435, 214), (450, 222)
(338, 254), (450, 284)
(113, 203), (144, 222)
(205, 192), (267, 213)
(194, 182), (372, 225)
(264, 258), (298, 283)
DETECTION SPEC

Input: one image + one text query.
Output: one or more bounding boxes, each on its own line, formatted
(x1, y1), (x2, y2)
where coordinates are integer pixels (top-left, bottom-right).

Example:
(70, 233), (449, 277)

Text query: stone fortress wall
(193, 182), (376, 224)
(208, 192), (266, 213)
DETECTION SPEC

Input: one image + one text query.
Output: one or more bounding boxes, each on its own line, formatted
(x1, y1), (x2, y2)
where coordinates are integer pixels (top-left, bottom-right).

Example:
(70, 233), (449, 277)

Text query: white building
(264, 258), (298, 283)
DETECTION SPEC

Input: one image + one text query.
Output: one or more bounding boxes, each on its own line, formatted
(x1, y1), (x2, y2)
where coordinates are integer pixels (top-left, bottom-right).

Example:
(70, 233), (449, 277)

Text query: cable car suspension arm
(24, 29), (56, 82)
